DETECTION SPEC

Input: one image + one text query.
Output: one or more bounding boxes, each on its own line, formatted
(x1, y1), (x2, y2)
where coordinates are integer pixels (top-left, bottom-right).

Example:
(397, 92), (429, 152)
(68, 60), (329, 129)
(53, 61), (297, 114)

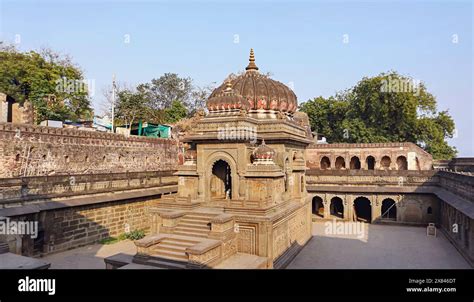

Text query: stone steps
(173, 230), (209, 238)
(177, 222), (210, 229)
(156, 242), (189, 253)
(175, 225), (209, 234)
(152, 249), (188, 261)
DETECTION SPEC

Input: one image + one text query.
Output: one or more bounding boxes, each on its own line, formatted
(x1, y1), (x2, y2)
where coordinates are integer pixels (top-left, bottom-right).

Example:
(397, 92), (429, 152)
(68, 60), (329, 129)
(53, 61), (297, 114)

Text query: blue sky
(1, 0), (472, 155)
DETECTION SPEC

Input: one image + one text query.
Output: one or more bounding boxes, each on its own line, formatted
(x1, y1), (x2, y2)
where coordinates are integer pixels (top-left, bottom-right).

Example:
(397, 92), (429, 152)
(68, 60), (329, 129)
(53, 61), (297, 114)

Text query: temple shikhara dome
(207, 49), (298, 116)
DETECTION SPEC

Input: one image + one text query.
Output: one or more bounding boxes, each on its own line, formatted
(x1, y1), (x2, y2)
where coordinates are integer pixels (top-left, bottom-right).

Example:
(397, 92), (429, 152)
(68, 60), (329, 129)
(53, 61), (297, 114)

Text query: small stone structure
(0, 93), (34, 125)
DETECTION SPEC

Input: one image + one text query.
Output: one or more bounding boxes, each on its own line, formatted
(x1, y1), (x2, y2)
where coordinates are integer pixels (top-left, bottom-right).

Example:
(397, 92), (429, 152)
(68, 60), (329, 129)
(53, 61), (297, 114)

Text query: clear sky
(1, 0), (472, 156)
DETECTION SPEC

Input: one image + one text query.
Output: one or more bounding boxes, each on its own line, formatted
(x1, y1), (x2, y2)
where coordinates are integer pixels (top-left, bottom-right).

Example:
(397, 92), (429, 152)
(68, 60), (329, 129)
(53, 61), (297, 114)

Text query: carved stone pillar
(323, 194), (330, 219)
(372, 195), (381, 222)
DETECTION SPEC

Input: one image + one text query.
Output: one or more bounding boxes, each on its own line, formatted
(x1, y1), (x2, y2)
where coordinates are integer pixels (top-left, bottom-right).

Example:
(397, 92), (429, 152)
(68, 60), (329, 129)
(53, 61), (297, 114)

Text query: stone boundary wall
(0, 170), (178, 256)
(434, 157), (474, 172)
(0, 170), (177, 207)
(1, 196), (166, 256)
(437, 171), (474, 203)
(0, 122), (179, 178)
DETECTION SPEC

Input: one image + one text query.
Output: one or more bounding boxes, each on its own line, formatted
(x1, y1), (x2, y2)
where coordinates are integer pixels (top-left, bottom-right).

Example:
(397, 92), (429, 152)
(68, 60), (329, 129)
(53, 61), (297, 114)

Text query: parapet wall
(0, 123), (179, 178)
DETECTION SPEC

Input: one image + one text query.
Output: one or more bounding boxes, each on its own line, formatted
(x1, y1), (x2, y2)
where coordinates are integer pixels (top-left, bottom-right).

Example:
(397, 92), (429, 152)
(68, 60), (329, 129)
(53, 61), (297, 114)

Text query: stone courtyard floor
(42, 240), (137, 269)
(41, 222), (471, 269)
(288, 221), (471, 269)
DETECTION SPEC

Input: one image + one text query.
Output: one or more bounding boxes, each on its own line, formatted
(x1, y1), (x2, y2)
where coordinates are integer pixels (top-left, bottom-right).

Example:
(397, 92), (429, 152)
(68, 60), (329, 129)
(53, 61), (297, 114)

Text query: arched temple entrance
(335, 156), (346, 169)
(210, 160), (232, 199)
(320, 156), (331, 170)
(381, 156), (391, 170)
(366, 156), (375, 170)
(312, 196), (324, 218)
(350, 156), (361, 170)
(396, 156), (407, 170)
(330, 197), (344, 218)
(381, 198), (397, 220)
(353, 197), (372, 223)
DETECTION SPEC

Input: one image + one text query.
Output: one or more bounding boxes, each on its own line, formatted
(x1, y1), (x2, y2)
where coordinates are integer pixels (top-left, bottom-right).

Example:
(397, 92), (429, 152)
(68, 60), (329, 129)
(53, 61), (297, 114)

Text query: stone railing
(0, 170), (178, 206)
(437, 171), (474, 202)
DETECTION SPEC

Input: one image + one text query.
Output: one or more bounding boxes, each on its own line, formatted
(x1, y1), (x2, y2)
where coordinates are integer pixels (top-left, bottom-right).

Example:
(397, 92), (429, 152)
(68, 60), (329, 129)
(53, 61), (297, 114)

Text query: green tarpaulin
(142, 125), (171, 138)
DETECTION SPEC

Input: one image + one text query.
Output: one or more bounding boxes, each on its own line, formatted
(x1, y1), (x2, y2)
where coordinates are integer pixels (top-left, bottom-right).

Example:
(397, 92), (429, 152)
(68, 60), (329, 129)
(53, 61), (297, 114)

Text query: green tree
(0, 45), (93, 122)
(300, 71), (457, 159)
(163, 100), (188, 124)
(115, 89), (149, 128)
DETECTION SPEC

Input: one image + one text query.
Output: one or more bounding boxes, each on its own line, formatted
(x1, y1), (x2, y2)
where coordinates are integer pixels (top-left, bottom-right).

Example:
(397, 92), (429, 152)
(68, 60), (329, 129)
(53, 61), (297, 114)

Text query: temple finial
(245, 48), (259, 71)
(224, 79), (233, 92)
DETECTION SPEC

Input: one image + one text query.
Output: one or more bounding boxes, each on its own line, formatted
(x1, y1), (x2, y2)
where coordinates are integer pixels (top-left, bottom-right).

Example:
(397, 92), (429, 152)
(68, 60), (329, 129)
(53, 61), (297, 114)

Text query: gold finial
(245, 48), (259, 71)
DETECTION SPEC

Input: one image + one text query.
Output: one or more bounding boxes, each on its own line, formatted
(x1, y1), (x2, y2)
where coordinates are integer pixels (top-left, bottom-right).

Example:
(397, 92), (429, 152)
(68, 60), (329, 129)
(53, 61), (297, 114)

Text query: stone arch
(206, 151), (239, 200)
(312, 196), (324, 218)
(350, 156), (361, 170)
(330, 196), (344, 218)
(335, 156), (345, 169)
(366, 156), (375, 170)
(353, 196), (371, 222)
(320, 156), (331, 170)
(381, 198), (397, 220)
(211, 160), (232, 199)
(396, 156), (407, 170)
(380, 156), (391, 170)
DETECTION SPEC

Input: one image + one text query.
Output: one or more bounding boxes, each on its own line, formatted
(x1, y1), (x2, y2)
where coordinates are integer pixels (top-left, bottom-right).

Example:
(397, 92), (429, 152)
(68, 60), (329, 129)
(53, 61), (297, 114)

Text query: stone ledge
(135, 234), (167, 248)
(160, 210), (186, 219)
(210, 213), (234, 224)
(186, 239), (221, 255)
(104, 253), (134, 269)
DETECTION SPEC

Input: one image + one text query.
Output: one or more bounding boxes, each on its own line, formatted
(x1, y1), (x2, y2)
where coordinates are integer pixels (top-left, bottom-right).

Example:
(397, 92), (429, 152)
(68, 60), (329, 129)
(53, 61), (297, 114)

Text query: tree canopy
(299, 71), (457, 160)
(113, 73), (212, 127)
(0, 44), (93, 122)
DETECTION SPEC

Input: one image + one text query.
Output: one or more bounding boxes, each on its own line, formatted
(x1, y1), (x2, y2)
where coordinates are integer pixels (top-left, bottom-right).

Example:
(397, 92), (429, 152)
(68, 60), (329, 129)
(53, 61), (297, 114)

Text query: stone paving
(288, 221), (471, 269)
(42, 240), (136, 269)
(40, 222), (471, 269)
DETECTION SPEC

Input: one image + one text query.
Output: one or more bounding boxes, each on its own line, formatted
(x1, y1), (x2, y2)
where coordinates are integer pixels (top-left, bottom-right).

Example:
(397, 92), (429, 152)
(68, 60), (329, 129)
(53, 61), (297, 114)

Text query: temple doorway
(330, 197), (344, 218)
(312, 196), (324, 218)
(353, 197), (372, 223)
(381, 198), (397, 220)
(210, 160), (232, 199)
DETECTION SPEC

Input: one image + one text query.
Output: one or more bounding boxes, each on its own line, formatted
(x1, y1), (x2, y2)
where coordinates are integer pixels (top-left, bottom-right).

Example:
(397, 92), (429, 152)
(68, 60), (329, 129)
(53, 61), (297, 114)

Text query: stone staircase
(147, 236), (201, 269)
(172, 213), (215, 238)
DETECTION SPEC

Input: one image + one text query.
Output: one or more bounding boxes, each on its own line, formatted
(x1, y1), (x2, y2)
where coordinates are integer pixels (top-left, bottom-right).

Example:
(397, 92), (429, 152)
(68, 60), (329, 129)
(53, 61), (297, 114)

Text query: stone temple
(0, 49), (472, 269)
(116, 49), (314, 269)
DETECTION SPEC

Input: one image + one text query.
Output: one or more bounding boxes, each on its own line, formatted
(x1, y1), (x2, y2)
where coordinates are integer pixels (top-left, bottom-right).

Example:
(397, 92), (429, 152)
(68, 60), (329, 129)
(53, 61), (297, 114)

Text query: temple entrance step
(163, 235), (201, 245)
(181, 216), (213, 222)
(151, 249), (188, 261)
(177, 222), (211, 229)
(173, 231), (209, 238)
(174, 226), (209, 234)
